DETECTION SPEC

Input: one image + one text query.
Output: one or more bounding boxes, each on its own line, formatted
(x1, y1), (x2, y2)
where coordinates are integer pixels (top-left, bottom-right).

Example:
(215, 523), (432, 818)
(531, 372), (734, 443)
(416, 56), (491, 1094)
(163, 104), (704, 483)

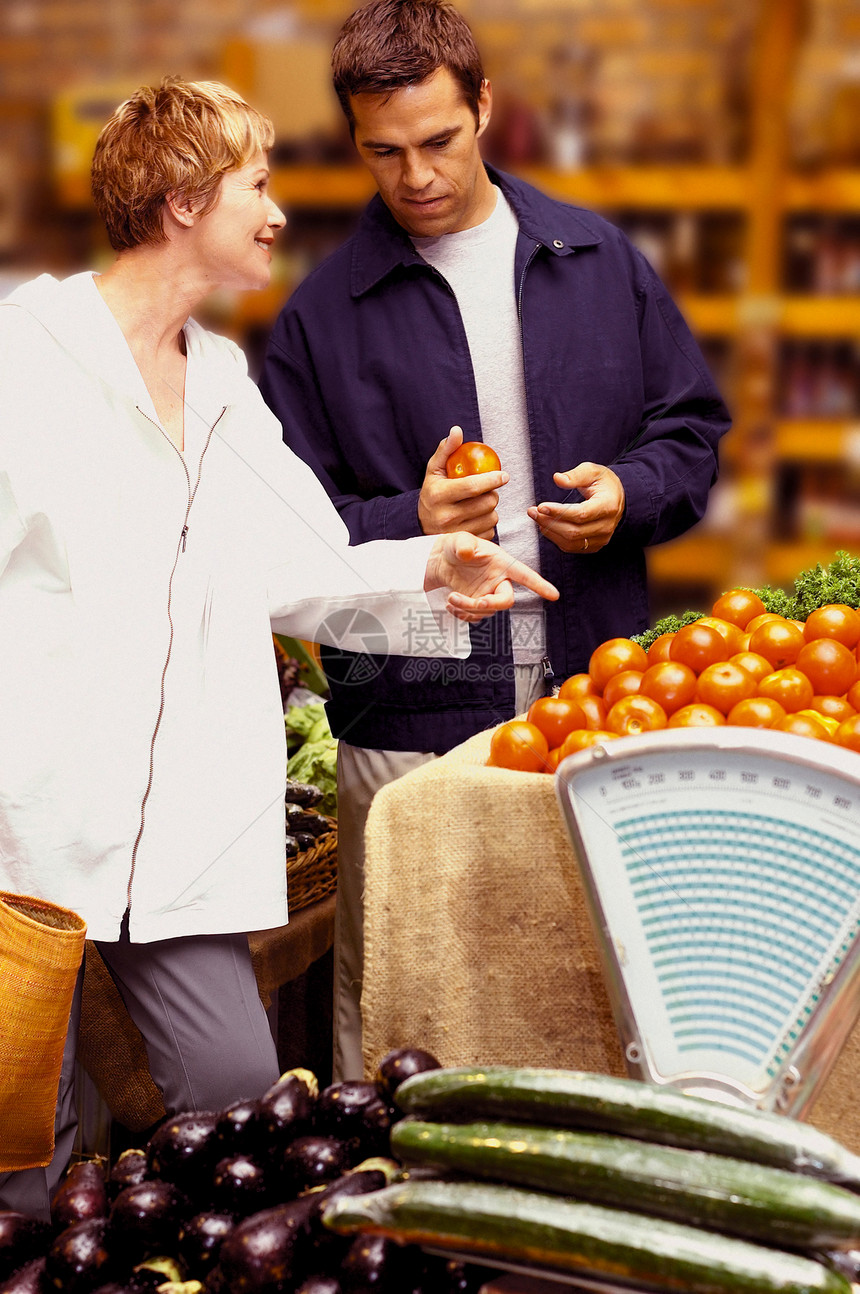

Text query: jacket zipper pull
(181, 525), (188, 552)
(541, 654), (553, 681)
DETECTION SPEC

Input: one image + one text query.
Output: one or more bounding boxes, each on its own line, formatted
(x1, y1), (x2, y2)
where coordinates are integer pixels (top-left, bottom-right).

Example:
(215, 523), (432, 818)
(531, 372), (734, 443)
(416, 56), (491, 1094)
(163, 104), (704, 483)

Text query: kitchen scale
(554, 727), (860, 1115)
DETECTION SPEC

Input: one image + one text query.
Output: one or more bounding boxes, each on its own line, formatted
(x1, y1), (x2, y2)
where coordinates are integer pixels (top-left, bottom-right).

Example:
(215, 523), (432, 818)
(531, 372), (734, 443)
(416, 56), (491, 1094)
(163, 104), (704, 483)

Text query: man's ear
(164, 189), (198, 229)
(476, 78), (492, 139)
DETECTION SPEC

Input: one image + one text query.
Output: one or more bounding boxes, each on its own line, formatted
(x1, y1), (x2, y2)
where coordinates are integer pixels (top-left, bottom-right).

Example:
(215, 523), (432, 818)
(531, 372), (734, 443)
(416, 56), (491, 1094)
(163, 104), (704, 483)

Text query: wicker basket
(0, 891), (87, 1171)
(287, 817), (338, 912)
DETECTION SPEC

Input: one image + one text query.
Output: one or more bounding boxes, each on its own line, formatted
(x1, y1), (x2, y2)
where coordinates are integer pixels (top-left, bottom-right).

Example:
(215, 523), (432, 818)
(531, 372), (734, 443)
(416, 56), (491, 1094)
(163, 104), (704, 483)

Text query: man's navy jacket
(260, 166), (732, 753)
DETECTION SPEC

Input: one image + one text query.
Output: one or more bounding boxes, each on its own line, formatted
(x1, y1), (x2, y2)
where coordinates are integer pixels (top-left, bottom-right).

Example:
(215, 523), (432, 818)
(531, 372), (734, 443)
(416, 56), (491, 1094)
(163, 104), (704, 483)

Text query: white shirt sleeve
(257, 414), (470, 659)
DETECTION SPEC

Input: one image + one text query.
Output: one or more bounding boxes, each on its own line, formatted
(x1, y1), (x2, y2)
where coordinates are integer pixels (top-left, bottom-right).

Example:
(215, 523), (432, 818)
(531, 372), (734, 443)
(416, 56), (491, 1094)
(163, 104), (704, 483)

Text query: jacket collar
(349, 163), (602, 297)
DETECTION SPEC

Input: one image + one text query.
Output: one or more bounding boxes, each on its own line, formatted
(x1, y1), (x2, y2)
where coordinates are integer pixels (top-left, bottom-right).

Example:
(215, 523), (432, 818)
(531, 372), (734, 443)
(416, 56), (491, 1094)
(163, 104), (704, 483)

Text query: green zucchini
(391, 1119), (860, 1251)
(395, 1067), (860, 1189)
(323, 1178), (851, 1294)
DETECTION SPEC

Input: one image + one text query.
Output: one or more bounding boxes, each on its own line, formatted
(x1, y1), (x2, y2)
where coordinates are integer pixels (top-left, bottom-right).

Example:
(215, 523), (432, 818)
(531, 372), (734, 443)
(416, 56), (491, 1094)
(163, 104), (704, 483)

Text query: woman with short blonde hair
(0, 75), (555, 1216)
(92, 76), (275, 250)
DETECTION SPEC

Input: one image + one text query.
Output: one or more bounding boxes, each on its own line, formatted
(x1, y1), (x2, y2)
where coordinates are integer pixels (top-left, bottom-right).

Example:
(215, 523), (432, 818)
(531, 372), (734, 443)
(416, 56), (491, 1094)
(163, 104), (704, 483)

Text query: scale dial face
(555, 728), (860, 1101)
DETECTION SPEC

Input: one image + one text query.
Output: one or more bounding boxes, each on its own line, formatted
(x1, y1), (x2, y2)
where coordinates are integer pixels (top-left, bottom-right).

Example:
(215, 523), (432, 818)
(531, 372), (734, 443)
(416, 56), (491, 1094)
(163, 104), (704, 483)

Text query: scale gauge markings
(613, 806), (860, 1067)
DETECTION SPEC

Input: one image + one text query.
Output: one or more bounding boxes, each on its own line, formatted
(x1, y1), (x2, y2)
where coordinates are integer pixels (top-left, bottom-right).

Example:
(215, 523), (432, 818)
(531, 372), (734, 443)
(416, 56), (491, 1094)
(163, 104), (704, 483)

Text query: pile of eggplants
(284, 779), (332, 859)
(0, 1049), (494, 1294)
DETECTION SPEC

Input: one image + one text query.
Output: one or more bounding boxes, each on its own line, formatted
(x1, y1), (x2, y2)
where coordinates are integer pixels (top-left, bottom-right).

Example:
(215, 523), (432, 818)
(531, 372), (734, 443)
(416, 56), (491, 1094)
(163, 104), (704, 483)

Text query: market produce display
(11, 1054), (860, 1291)
(0, 1051), (498, 1294)
(285, 703), (338, 821)
(324, 1177), (850, 1294)
(325, 1063), (860, 1294)
(390, 1117), (860, 1249)
(394, 1067), (860, 1187)
(282, 698), (338, 907)
(487, 554), (860, 771)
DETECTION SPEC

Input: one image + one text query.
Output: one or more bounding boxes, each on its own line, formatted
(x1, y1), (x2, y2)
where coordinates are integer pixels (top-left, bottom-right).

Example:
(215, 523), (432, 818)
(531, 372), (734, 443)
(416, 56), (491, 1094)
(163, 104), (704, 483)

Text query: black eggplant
(45, 1216), (114, 1293)
(373, 1048), (440, 1107)
(258, 1070), (317, 1155)
(310, 1169), (387, 1226)
(52, 1159), (109, 1230)
(285, 835), (300, 860)
(339, 1234), (414, 1293)
(314, 1083), (393, 1163)
(0, 1256), (46, 1294)
(292, 833), (319, 853)
(146, 1111), (221, 1194)
(284, 781), (324, 809)
(209, 1155), (272, 1218)
(106, 1180), (188, 1265)
(281, 1137), (350, 1196)
(0, 1213), (50, 1284)
(177, 1212), (234, 1278)
(308, 1168), (387, 1269)
(213, 1197), (315, 1292)
(108, 1149), (149, 1201)
(214, 1098), (263, 1161)
(284, 805), (331, 838)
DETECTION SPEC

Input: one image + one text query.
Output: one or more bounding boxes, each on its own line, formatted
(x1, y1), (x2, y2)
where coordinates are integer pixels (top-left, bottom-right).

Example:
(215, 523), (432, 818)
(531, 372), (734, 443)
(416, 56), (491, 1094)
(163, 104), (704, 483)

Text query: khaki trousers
(333, 663), (548, 1081)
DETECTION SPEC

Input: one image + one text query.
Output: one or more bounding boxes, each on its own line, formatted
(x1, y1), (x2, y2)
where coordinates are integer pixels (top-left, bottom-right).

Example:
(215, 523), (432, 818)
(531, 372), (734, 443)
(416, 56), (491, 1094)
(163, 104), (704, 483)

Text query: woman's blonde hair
(92, 76), (275, 251)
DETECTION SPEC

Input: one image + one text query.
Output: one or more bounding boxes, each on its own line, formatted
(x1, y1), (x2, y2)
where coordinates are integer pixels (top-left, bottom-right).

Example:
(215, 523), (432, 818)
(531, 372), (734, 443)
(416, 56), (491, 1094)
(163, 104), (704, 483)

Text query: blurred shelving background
(2, 0), (859, 616)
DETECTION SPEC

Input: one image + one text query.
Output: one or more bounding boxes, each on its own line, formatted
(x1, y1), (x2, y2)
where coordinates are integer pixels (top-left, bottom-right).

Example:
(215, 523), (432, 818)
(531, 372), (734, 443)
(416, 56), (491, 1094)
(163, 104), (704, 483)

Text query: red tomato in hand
(446, 442), (502, 478)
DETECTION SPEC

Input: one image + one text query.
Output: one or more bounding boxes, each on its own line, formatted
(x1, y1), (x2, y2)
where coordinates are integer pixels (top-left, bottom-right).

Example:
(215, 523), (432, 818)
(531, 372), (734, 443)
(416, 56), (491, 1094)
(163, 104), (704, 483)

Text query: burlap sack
(0, 892), (86, 1171)
(362, 728), (860, 1152)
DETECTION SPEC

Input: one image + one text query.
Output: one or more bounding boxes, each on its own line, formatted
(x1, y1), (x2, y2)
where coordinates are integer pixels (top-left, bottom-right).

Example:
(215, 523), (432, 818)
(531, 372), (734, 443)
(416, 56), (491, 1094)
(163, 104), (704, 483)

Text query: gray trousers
(333, 663), (548, 1082)
(0, 930), (279, 1221)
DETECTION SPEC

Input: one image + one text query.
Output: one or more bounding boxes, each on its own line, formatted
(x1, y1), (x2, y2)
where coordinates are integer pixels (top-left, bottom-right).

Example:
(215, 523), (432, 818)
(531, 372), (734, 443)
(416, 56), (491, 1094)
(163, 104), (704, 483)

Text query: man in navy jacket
(260, 0), (731, 1079)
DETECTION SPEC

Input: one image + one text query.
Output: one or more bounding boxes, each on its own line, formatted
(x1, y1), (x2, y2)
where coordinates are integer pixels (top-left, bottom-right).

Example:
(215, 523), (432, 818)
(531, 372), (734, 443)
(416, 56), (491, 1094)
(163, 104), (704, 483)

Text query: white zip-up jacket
(0, 272), (467, 942)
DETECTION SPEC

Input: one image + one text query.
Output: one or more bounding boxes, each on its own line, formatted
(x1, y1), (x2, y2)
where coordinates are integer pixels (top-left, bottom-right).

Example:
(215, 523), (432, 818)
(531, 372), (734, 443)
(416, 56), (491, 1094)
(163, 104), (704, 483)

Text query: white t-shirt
(412, 187), (545, 664)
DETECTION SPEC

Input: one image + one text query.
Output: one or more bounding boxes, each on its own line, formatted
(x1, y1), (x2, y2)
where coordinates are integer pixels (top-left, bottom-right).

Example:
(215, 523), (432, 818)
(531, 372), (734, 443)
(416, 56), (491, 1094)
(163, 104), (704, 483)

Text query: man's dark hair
(332, 0), (485, 132)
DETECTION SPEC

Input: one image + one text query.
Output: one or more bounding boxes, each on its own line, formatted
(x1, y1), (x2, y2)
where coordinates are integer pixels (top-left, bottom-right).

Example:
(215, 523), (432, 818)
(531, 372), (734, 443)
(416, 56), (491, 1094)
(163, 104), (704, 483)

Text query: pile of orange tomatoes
(487, 589), (860, 773)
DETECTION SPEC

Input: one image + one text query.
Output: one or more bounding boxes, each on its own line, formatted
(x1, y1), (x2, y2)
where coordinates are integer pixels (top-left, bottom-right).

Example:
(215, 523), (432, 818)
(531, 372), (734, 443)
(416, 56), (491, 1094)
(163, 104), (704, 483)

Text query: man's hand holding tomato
(418, 424), (508, 540)
(528, 462), (626, 554)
